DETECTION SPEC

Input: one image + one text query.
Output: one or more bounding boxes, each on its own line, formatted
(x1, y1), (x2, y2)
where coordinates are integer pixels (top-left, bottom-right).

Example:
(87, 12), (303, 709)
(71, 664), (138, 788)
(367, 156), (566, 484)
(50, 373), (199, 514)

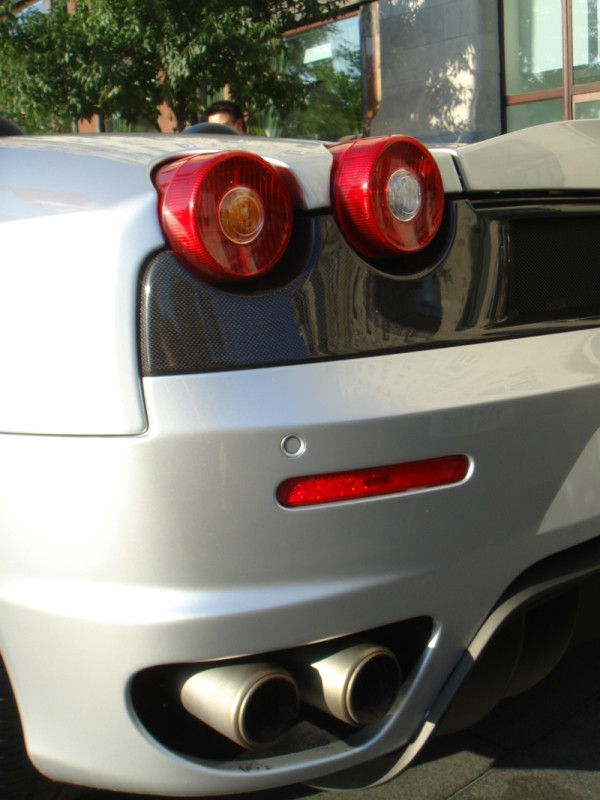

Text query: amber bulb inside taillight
(218, 187), (264, 244)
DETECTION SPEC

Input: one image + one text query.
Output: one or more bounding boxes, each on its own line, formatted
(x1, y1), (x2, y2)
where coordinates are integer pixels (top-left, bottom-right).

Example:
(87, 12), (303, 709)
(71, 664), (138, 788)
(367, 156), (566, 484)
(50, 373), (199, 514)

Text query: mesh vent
(507, 216), (600, 322)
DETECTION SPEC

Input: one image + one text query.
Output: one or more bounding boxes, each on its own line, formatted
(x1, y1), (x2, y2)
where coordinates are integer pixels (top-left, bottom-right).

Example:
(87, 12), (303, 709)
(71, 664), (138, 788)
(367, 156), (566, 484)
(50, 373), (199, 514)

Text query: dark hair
(201, 101), (247, 134)
(0, 116), (24, 136)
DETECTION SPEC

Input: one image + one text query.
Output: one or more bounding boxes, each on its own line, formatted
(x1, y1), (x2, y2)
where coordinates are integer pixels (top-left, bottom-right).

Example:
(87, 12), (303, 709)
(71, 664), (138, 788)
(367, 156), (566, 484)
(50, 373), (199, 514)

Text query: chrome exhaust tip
(294, 639), (401, 726)
(178, 662), (299, 748)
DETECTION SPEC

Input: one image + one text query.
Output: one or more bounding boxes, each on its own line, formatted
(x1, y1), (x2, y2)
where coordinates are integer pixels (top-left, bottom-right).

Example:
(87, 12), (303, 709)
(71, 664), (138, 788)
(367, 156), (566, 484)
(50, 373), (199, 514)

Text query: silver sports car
(1, 118), (600, 799)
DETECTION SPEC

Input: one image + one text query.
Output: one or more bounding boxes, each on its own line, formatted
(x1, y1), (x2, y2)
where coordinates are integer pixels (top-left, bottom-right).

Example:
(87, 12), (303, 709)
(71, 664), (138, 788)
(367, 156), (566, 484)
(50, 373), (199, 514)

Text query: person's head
(202, 101), (247, 134)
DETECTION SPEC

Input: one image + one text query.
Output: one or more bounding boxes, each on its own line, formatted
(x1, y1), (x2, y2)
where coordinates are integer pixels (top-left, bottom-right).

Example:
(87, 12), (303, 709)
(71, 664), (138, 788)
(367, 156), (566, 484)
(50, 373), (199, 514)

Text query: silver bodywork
(1, 121), (600, 795)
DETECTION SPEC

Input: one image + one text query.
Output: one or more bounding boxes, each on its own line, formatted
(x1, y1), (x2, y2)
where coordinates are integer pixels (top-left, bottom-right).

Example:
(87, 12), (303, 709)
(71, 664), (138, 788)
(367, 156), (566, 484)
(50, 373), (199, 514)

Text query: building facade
(297, 0), (600, 142)
(370, 0), (600, 141)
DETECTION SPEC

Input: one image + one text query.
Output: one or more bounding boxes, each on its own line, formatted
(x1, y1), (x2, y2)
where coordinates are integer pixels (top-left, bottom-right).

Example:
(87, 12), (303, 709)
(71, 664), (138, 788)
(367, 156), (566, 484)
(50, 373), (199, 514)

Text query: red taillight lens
(277, 455), (469, 508)
(331, 135), (444, 259)
(156, 151), (292, 282)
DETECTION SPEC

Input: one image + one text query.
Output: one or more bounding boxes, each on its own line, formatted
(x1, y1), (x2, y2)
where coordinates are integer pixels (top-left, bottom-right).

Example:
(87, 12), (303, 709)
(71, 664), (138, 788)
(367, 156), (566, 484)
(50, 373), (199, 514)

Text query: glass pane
(278, 16), (362, 141)
(573, 0), (600, 84)
(506, 99), (564, 131)
(574, 97), (600, 117)
(18, 0), (45, 17)
(503, 0), (563, 94)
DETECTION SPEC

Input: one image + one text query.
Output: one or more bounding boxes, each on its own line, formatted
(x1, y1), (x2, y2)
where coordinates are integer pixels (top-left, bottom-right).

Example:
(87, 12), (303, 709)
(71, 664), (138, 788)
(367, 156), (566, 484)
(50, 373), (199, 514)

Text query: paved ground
(87, 638), (600, 800)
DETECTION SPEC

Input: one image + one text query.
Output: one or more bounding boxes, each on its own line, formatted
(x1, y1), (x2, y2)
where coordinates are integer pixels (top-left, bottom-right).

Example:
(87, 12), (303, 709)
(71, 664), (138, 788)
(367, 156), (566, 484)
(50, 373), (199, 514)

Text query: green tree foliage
(0, 0), (337, 133)
(0, 2), (94, 132)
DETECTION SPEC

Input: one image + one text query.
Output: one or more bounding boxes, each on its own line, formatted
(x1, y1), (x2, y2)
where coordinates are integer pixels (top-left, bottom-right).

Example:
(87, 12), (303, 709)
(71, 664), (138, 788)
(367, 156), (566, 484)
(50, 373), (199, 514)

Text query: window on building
(16, 0), (47, 15)
(503, 0), (600, 130)
(269, 14), (363, 141)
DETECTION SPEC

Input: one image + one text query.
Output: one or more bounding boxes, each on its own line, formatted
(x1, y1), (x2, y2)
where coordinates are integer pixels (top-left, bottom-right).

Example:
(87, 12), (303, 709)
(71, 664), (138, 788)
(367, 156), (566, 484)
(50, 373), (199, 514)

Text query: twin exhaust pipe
(177, 639), (401, 748)
(179, 662), (299, 749)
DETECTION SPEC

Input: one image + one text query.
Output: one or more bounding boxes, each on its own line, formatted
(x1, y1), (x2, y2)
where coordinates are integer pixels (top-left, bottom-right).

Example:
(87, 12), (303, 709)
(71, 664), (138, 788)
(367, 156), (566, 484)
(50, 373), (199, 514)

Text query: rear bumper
(1, 330), (600, 795)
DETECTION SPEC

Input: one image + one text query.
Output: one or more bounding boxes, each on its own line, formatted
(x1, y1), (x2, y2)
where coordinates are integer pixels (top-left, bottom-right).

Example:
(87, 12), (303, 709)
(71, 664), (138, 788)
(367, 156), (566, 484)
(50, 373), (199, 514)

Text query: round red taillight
(331, 135), (444, 259)
(156, 151), (292, 282)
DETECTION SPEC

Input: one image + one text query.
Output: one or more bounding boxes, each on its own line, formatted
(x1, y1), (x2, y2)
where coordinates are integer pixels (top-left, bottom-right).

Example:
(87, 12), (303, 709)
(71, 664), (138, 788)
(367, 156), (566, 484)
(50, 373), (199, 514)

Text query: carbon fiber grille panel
(140, 201), (600, 376)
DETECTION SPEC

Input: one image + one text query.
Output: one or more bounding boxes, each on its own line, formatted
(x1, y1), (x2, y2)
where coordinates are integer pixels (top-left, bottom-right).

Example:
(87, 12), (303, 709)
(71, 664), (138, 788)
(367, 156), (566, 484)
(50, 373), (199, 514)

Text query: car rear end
(0, 122), (600, 796)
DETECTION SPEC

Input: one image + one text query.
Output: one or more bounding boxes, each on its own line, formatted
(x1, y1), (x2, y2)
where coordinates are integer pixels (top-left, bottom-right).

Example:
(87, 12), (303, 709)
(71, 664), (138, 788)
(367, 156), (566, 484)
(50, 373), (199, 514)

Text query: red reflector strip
(277, 455), (470, 508)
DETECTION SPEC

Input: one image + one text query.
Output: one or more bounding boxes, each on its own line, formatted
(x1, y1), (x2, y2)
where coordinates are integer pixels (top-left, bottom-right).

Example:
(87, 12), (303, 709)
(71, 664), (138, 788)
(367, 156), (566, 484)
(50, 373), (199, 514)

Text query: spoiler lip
(445, 119), (600, 193)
